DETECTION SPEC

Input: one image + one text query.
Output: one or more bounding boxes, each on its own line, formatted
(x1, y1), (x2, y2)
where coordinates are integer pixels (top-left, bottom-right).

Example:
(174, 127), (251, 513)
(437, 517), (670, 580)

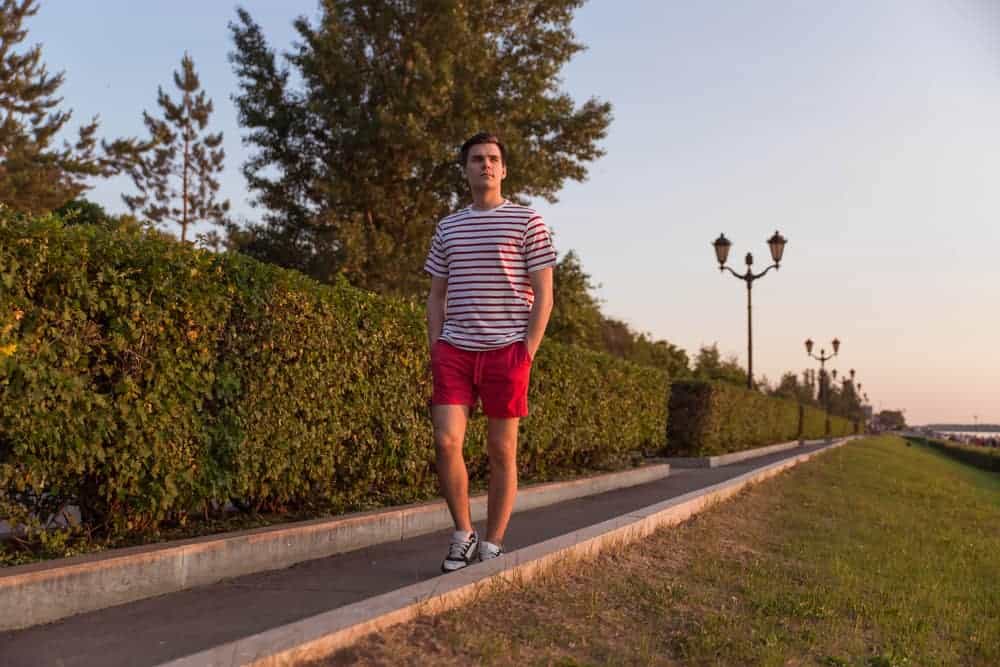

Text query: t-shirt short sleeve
(523, 215), (557, 273)
(423, 225), (449, 278)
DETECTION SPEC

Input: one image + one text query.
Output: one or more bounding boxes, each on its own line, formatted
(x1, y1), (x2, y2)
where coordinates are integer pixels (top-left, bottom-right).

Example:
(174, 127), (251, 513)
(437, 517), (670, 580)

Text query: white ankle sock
(452, 530), (474, 543)
(480, 540), (502, 555)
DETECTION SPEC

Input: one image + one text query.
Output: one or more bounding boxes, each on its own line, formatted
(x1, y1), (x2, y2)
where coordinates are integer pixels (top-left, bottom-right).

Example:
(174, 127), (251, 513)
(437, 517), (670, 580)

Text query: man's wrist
(524, 337), (540, 358)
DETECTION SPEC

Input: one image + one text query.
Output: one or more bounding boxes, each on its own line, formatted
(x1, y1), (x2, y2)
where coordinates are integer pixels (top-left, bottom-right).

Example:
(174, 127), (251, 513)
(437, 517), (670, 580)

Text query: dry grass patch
(312, 436), (1000, 666)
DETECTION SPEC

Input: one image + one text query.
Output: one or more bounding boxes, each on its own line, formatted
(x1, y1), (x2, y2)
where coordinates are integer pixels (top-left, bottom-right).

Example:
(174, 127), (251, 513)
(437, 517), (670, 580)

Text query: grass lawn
(323, 436), (1000, 666)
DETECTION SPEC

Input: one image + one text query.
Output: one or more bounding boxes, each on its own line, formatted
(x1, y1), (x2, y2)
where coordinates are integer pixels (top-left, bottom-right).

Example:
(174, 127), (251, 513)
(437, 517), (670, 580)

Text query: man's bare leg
(433, 404), (473, 532)
(485, 417), (519, 544)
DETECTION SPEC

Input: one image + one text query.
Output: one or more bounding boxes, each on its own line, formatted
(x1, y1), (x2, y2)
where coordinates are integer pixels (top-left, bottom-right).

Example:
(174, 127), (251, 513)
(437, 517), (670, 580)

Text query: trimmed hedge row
(666, 380), (855, 457)
(908, 436), (1000, 472)
(0, 213), (668, 537)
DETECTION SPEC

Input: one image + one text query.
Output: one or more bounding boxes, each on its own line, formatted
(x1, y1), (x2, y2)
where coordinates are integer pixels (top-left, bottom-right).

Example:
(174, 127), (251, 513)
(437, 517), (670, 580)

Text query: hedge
(0, 212), (668, 538)
(666, 380), (855, 457)
(907, 436), (1000, 473)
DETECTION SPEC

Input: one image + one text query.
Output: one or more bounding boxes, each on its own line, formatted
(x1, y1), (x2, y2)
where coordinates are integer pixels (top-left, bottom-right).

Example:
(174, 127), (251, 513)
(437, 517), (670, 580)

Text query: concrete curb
(162, 437), (856, 667)
(0, 463), (669, 632)
(664, 438), (827, 468)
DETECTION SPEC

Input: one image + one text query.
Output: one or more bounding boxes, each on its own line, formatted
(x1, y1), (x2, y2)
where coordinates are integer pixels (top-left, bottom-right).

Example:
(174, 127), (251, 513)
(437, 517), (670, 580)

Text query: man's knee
(435, 429), (464, 457)
(487, 436), (517, 467)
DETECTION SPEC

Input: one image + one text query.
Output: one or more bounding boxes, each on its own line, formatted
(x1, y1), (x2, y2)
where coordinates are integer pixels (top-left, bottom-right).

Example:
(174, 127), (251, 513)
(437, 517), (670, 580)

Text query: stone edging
(160, 437), (855, 667)
(664, 437), (830, 468)
(0, 463), (670, 631)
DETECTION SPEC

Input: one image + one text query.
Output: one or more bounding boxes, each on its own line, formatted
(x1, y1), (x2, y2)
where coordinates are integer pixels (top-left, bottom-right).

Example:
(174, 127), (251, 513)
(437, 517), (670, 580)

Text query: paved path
(0, 442), (832, 667)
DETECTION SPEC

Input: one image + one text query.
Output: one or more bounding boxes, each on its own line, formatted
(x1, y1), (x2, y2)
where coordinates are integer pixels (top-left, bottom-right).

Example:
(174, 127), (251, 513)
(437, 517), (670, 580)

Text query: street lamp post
(863, 391), (870, 433)
(712, 231), (788, 390)
(805, 337), (840, 438)
(844, 368), (860, 434)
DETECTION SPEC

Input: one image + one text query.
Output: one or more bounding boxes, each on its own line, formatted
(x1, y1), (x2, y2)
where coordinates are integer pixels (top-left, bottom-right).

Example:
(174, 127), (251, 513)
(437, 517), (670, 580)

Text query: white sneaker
(441, 531), (480, 573)
(479, 540), (504, 561)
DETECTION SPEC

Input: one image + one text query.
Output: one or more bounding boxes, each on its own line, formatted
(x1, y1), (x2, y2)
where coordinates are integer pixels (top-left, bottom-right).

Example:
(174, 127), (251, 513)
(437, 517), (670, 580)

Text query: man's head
(459, 132), (507, 193)
(459, 132), (506, 167)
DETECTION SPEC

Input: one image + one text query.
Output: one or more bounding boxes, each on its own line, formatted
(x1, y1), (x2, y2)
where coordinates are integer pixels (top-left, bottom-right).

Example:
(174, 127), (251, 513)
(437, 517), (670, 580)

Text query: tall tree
(124, 54), (229, 243)
(0, 0), (141, 213)
(877, 410), (906, 431)
(548, 250), (605, 351)
(770, 370), (818, 405)
(229, 0), (612, 295)
(618, 329), (691, 380)
(693, 344), (747, 387)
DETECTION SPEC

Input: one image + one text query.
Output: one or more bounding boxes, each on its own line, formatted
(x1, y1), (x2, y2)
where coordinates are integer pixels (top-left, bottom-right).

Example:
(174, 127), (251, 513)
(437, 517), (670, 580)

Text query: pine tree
(229, 0), (612, 295)
(0, 0), (141, 213)
(124, 54), (229, 243)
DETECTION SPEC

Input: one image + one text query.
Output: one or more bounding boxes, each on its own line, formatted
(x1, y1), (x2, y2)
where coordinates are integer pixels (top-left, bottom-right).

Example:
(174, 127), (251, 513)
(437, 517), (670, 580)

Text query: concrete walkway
(0, 441), (835, 667)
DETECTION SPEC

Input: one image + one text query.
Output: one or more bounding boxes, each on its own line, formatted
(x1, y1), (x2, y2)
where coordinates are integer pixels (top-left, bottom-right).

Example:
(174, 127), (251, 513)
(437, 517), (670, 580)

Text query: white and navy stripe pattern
(425, 201), (557, 351)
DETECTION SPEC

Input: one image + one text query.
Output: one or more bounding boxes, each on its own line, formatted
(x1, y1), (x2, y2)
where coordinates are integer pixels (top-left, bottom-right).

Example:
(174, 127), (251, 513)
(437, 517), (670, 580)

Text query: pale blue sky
(28, 1), (1000, 425)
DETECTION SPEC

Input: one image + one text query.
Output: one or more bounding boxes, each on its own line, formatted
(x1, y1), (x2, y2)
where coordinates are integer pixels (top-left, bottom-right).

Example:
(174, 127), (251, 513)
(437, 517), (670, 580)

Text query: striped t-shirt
(424, 200), (557, 351)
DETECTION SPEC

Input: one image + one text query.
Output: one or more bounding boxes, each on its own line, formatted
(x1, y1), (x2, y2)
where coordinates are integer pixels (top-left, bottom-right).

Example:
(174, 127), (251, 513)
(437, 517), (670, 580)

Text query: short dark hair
(459, 132), (506, 166)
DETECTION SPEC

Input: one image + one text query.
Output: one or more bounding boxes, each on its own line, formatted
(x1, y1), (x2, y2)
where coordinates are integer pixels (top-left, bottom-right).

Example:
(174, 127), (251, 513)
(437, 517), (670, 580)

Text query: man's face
(464, 143), (506, 190)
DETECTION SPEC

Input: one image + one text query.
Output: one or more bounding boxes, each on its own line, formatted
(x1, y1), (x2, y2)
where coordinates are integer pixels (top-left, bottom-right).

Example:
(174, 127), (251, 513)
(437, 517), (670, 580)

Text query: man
(424, 132), (556, 572)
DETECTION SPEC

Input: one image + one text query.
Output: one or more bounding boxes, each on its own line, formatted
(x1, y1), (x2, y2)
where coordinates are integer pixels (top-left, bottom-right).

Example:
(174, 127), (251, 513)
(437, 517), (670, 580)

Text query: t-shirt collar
(469, 199), (508, 213)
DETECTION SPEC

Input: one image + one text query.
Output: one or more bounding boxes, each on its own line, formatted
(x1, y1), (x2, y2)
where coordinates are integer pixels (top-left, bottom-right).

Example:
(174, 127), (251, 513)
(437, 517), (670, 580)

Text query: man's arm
(427, 275), (448, 350)
(524, 267), (553, 359)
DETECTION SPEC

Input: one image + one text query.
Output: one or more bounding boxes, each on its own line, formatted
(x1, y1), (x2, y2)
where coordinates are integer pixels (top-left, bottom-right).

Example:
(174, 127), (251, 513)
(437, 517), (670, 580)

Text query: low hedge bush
(666, 380), (855, 457)
(0, 212), (668, 540)
(907, 436), (1000, 472)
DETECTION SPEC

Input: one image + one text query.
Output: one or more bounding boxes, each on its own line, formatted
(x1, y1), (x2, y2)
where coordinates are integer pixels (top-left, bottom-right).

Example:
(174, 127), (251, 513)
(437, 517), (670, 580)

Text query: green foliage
(0, 0), (146, 213)
(0, 210), (667, 540)
(123, 53), (229, 243)
(801, 402), (830, 439)
(54, 198), (147, 235)
(601, 318), (691, 380)
(216, 263), (438, 513)
(547, 250), (690, 378)
(906, 436), (1000, 473)
(692, 344), (747, 387)
(769, 370), (817, 406)
(524, 343), (669, 472)
(53, 199), (111, 227)
(666, 380), (855, 457)
(227, 0), (612, 295)
(877, 410), (906, 430)
(768, 368), (866, 424)
(0, 211), (233, 536)
(548, 250), (604, 350)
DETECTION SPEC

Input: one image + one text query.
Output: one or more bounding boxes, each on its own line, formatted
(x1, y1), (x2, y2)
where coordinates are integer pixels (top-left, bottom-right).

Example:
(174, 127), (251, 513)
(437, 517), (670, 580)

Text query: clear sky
(27, 1), (1000, 425)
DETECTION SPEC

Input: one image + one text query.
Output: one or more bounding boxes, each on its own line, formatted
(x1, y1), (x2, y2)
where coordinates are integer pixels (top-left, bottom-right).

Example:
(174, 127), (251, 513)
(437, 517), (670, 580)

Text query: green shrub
(666, 380), (854, 457)
(1, 213), (233, 535)
(1, 211), (668, 539)
(907, 436), (1000, 472)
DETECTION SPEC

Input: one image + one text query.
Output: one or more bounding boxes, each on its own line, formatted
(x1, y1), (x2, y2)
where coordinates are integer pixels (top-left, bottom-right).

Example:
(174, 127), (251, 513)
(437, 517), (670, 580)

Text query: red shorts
(431, 340), (533, 418)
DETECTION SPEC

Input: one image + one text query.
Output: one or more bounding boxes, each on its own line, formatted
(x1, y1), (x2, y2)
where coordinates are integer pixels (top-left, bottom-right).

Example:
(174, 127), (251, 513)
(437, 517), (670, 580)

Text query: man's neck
(471, 190), (505, 211)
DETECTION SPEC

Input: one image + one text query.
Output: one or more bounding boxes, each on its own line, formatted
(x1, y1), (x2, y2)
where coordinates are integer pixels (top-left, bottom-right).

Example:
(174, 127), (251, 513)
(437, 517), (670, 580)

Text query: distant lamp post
(806, 337), (840, 438)
(712, 231), (788, 390)
(845, 368), (859, 434)
(862, 391), (871, 433)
